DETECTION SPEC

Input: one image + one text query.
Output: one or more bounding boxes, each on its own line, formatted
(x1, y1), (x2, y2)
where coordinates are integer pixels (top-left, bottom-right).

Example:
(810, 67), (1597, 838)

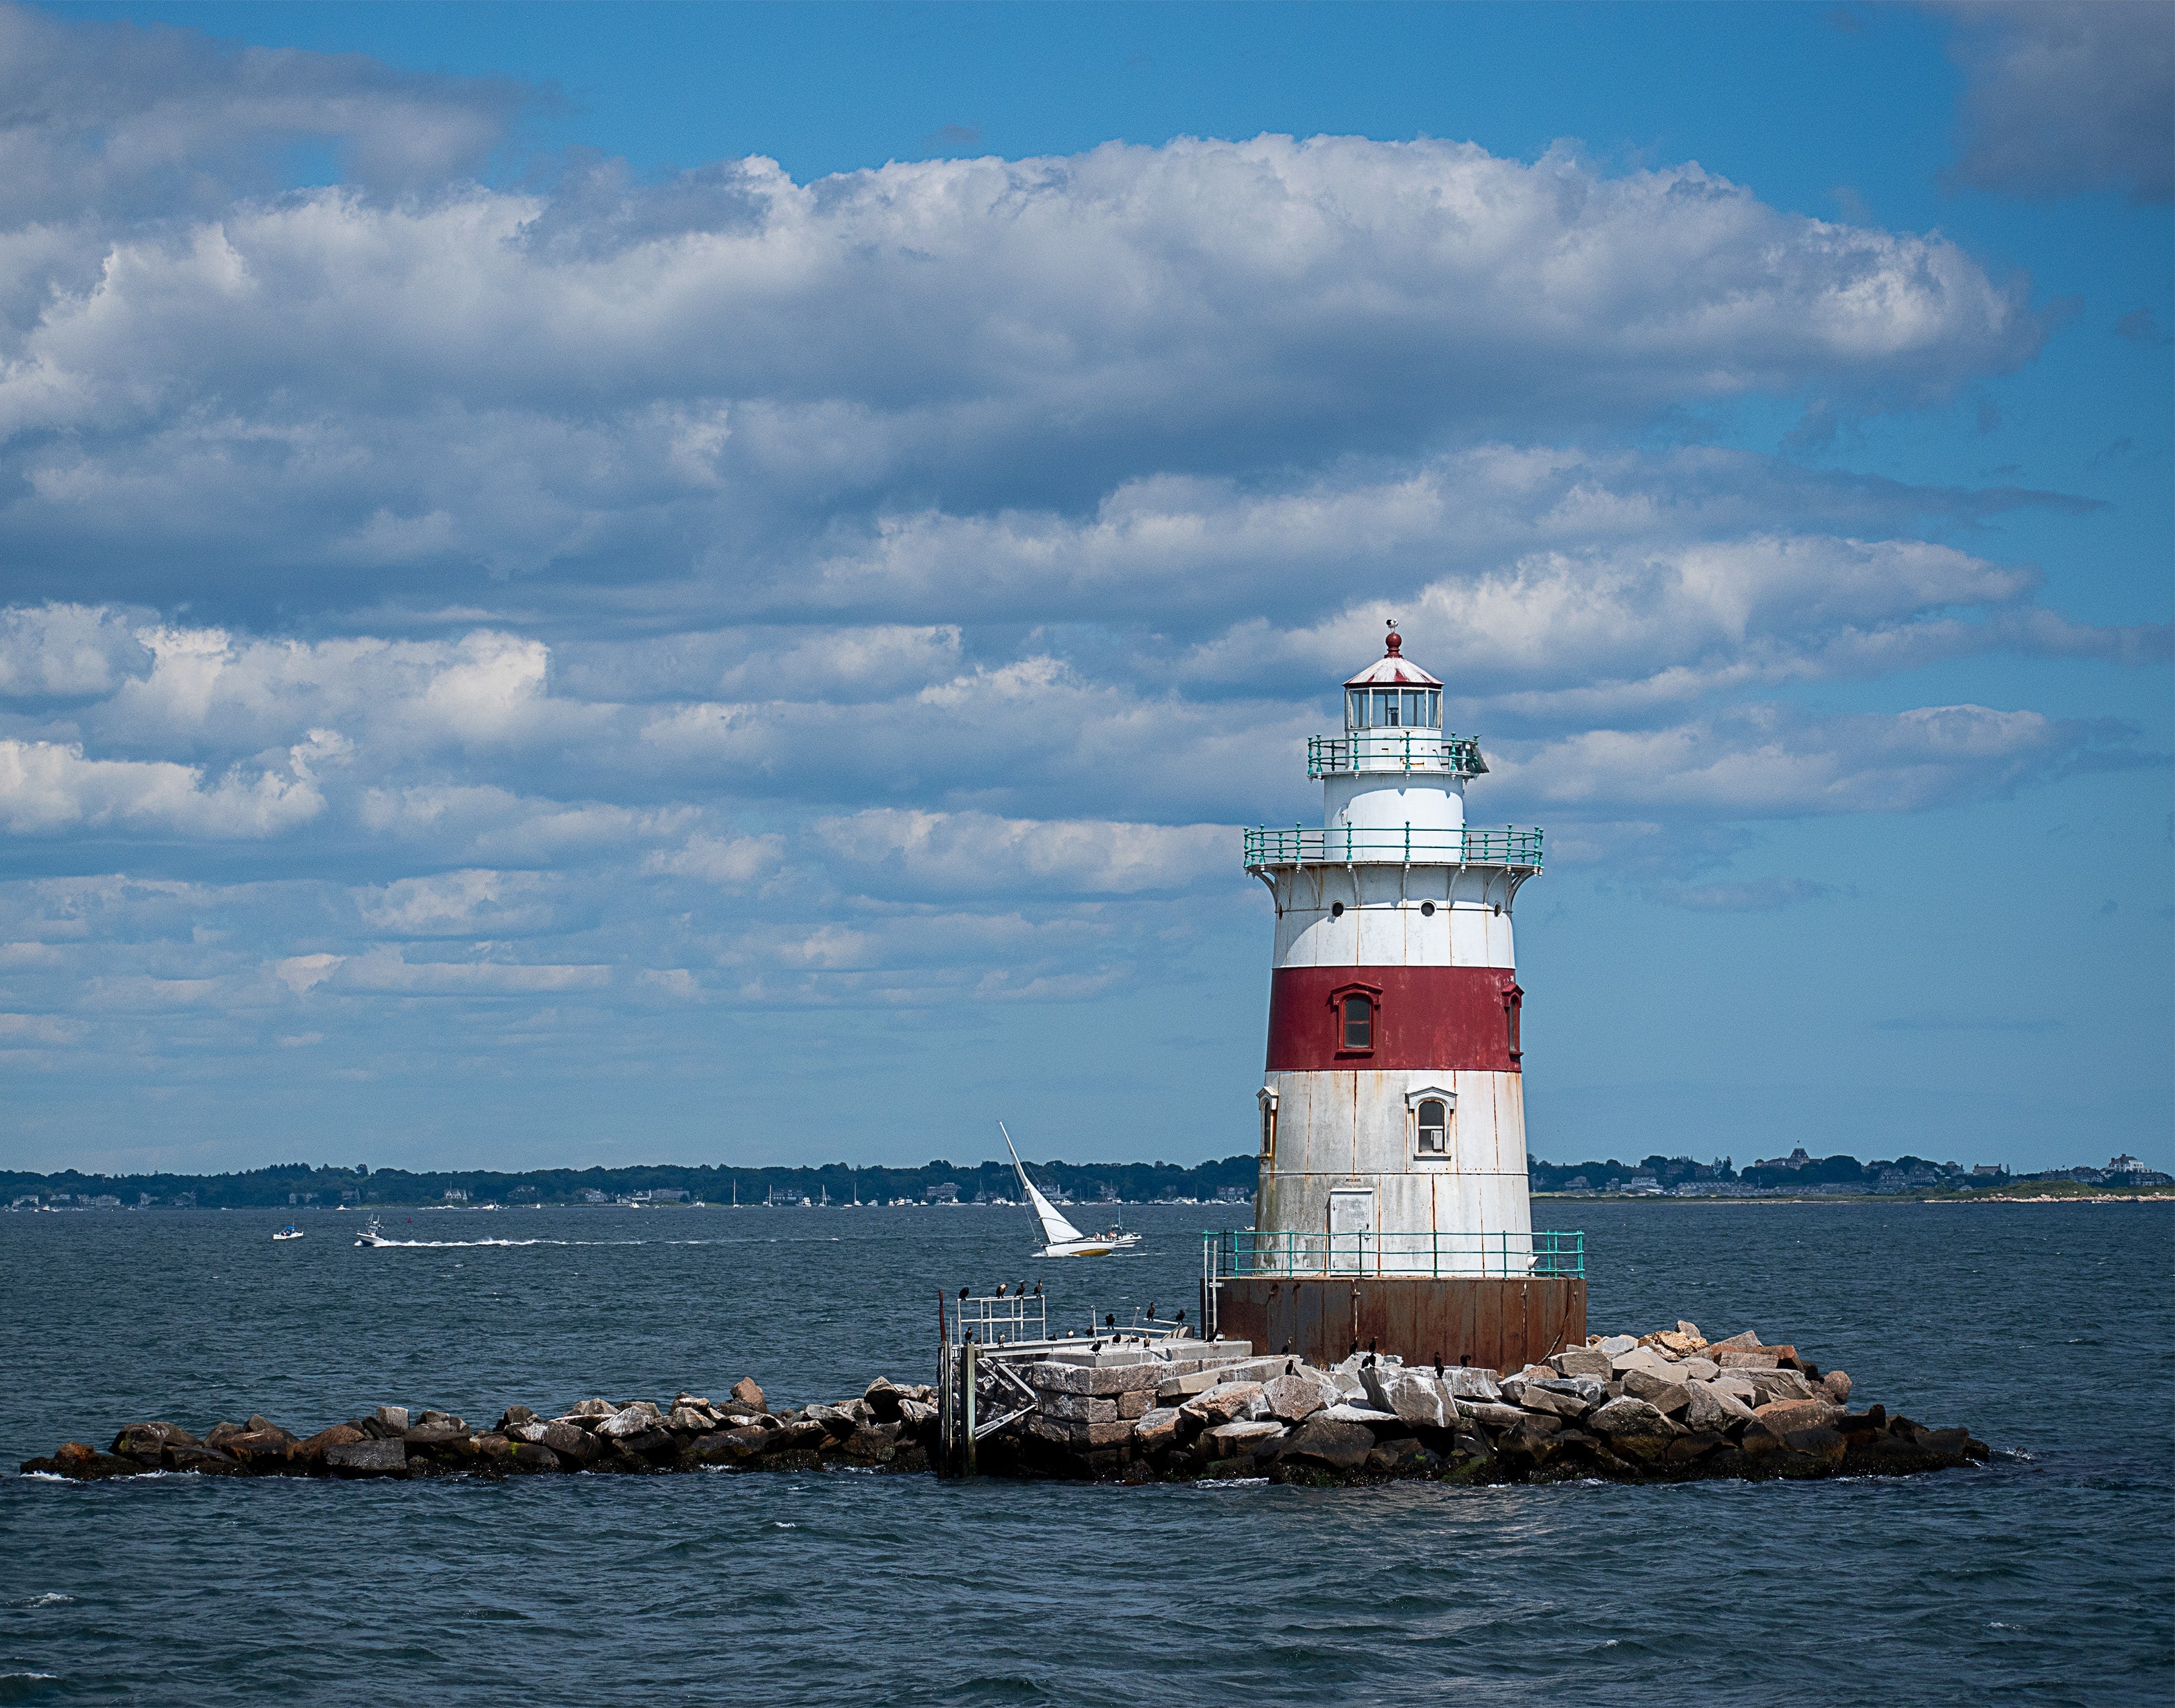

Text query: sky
(0, 0), (2167, 1176)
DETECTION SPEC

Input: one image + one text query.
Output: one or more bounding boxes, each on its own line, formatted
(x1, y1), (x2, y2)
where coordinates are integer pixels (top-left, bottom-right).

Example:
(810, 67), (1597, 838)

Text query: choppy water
(3, 1200), (2169, 1705)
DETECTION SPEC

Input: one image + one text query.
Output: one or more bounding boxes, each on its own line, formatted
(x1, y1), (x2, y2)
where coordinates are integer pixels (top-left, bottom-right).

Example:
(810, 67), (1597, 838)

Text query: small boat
(272, 1225), (304, 1242)
(353, 1217), (389, 1247)
(1000, 1122), (1142, 1259)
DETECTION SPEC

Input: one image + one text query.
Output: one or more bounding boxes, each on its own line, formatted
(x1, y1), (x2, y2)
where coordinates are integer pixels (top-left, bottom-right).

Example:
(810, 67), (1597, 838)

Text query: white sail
(1000, 1122), (1088, 1247)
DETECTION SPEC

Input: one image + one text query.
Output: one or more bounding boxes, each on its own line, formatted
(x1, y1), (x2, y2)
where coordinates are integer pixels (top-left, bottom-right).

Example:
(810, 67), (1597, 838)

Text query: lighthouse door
(1328, 1186), (1375, 1275)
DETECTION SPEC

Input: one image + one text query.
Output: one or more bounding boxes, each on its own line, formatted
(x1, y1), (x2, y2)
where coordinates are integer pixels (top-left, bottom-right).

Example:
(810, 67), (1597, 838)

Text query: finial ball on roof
(1384, 620), (1403, 656)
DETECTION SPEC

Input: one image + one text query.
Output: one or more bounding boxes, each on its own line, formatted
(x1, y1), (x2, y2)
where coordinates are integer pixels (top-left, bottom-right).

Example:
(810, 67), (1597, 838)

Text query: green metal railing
(1203, 1227), (1584, 1281)
(1243, 824), (1544, 871)
(1308, 732), (1488, 780)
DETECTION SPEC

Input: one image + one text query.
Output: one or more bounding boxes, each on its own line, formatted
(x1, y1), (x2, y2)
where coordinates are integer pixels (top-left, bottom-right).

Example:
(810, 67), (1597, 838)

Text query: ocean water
(2, 1199), (2169, 1705)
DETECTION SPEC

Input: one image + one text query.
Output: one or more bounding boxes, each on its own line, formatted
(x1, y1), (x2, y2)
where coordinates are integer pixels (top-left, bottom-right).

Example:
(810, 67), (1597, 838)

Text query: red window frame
(1326, 980), (1384, 1058)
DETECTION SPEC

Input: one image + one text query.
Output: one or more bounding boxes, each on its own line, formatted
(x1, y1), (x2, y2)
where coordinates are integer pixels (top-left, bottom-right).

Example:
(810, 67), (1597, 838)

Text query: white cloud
(816, 809), (1230, 895)
(0, 738), (322, 835)
(642, 832), (784, 887)
(353, 868), (554, 936)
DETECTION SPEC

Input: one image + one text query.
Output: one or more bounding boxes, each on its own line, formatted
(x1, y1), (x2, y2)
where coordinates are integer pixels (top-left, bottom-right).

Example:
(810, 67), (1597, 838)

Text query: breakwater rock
(19, 1322), (1987, 1488)
(20, 1377), (942, 1482)
(972, 1320), (1988, 1485)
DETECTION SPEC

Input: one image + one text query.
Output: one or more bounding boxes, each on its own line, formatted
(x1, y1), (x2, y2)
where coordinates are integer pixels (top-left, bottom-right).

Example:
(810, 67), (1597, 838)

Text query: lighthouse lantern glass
(1346, 690), (1441, 730)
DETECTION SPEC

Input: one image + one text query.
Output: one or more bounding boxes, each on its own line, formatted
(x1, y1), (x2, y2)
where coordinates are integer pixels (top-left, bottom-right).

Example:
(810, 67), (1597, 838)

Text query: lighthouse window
(1341, 994), (1373, 1051)
(1401, 690), (1430, 727)
(1373, 689), (1400, 727)
(1416, 1099), (1448, 1155)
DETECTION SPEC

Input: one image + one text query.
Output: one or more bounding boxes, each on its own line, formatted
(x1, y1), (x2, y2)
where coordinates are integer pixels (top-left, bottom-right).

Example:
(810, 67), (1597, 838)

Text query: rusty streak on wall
(1214, 1275), (1586, 1372)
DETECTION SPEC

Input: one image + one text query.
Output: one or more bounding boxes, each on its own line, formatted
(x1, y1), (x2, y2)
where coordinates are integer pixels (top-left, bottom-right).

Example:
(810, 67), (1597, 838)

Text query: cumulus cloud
(1943, 1), (2175, 203)
(0, 737), (323, 835)
(352, 869), (554, 936)
(0, 133), (2047, 614)
(816, 809), (1230, 896)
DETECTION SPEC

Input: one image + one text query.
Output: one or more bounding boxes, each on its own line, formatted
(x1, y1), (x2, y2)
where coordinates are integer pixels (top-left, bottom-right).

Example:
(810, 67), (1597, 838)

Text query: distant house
(631, 1188), (688, 1204)
(766, 1186), (808, 1206)
(923, 1183), (960, 1203)
(443, 1188), (472, 1203)
(578, 1188), (608, 1203)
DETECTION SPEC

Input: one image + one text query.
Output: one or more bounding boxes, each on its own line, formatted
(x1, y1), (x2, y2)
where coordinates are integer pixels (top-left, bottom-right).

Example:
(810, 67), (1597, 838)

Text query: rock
(1745, 1368), (1815, 1406)
(1821, 1370), (1853, 1403)
(1329, 1370), (1368, 1400)
(325, 1437), (408, 1475)
(111, 1423), (171, 1463)
(1260, 1373), (1330, 1424)
(373, 1405), (411, 1432)
(1754, 1397), (1843, 1434)
(1206, 1419), (1284, 1451)
(1280, 1414), (1376, 1469)
(1516, 1384), (1591, 1422)
(1610, 1346), (1678, 1380)
(1782, 1425), (1846, 1469)
(508, 1442), (561, 1472)
(1683, 1379), (1756, 1429)
(403, 1422), (473, 1448)
(226, 1429), (299, 1467)
(1677, 1357), (1720, 1381)
(898, 1398), (939, 1430)
(1710, 1374), (1760, 1407)
(202, 1421), (247, 1452)
(862, 1378), (908, 1423)
(562, 1398), (618, 1421)
(1456, 1401), (1529, 1430)
(666, 1406), (714, 1433)
(1319, 1403), (1398, 1425)
(1705, 1330), (1760, 1352)
(729, 1377), (767, 1412)
(595, 1403), (662, 1440)
(1131, 1407), (1182, 1452)
(169, 1446), (245, 1475)
(803, 1403), (861, 1437)
(1676, 1320), (1704, 1341)
(534, 1420), (596, 1462)
(1441, 1366), (1503, 1400)
(496, 1405), (539, 1432)
(1588, 1397), (1681, 1455)
(1593, 1335), (1637, 1357)
(1619, 1368), (1691, 1416)
(1362, 1366), (1448, 1428)
(296, 1425), (365, 1464)
(1153, 1368), (1227, 1403)
(1549, 1348), (1613, 1380)
(1179, 1382), (1264, 1427)
(1716, 1347), (1782, 1370)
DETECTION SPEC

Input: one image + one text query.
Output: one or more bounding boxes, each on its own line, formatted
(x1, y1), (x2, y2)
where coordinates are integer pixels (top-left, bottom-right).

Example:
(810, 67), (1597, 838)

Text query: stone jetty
(21, 1320), (1985, 1487)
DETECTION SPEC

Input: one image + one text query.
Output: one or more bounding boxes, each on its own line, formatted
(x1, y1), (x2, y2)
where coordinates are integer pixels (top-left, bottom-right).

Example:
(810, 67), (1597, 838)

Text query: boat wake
(354, 1234), (851, 1249)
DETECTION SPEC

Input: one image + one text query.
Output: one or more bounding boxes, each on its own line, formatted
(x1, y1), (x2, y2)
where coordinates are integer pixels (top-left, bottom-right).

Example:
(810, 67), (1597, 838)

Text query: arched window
(1416, 1099), (1448, 1155)
(1341, 994), (1373, 1051)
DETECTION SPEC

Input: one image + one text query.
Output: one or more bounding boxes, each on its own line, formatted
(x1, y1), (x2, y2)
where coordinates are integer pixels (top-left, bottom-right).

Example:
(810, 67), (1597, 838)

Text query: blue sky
(0, 1), (2167, 1176)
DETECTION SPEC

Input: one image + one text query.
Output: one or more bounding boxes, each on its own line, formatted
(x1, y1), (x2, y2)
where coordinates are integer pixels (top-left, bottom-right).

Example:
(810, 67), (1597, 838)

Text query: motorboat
(353, 1217), (391, 1247)
(1000, 1122), (1142, 1259)
(272, 1225), (304, 1241)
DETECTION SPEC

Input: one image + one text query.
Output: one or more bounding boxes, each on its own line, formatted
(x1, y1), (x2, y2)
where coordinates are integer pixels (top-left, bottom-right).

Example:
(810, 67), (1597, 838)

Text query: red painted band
(1265, 965), (1523, 1073)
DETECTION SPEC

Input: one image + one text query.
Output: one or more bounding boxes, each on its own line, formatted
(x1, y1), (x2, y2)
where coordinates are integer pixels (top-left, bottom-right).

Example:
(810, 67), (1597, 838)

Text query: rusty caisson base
(1211, 1276), (1587, 1372)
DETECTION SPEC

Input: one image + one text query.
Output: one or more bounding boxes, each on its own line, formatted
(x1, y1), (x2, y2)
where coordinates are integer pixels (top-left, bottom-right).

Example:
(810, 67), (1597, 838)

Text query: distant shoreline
(1533, 1188), (2175, 1206)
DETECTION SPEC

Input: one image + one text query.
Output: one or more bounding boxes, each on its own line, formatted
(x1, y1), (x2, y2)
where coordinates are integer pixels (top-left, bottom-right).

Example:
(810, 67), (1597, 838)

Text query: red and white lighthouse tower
(1207, 622), (1585, 1370)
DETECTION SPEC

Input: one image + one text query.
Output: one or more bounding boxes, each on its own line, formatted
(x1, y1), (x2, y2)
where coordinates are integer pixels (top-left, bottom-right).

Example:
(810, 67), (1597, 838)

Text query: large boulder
(1205, 1420), (1285, 1456)
(1745, 1368), (1816, 1407)
(1610, 1346), (1679, 1381)
(1260, 1372), (1333, 1424)
(1589, 1397), (1680, 1460)
(1441, 1366), (1502, 1401)
(729, 1377), (767, 1412)
(296, 1425), (366, 1465)
(1754, 1397), (1842, 1435)
(1620, 1368), (1692, 1417)
(373, 1405), (411, 1432)
(1676, 1357), (1720, 1382)
(404, 1421), (472, 1449)
(1179, 1383), (1265, 1428)
(1683, 1379), (1756, 1430)
(1279, 1414), (1376, 1470)
(1456, 1401), (1529, 1430)
(1705, 1330), (1760, 1353)
(226, 1429), (300, 1468)
(1514, 1383), (1591, 1423)
(1362, 1366), (1448, 1429)
(1549, 1348), (1612, 1381)
(1820, 1370), (1853, 1404)
(325, 1437), (408, 1476)
(497, 1405), (540, 1434)
(595, 1403), (662, 1440)
(862, 1378), (909, 1423)
(1131, 1407), (1182, 1453)
(540, 1420), (600, 1462)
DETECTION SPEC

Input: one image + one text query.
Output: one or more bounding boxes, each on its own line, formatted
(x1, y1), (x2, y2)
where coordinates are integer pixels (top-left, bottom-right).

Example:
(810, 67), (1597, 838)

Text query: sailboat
(1000, 1122), (1142, 1259)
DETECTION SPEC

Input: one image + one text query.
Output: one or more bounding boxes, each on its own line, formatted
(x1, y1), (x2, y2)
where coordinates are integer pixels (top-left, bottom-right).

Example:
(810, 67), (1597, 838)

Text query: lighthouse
(1204, 622), (1586, 1371)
